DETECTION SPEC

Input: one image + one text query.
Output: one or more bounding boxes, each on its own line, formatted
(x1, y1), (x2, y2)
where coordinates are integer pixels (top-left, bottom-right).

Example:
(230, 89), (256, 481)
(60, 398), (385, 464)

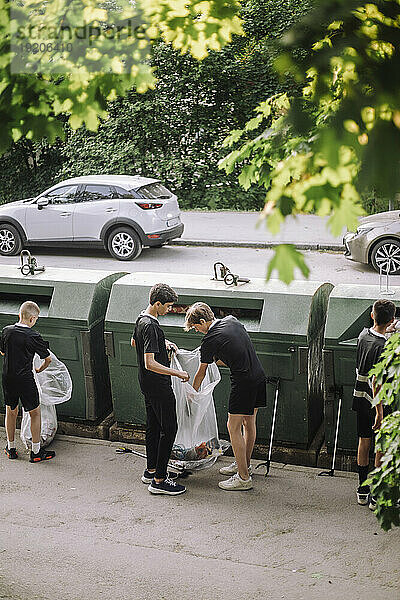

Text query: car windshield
(135, 182), (172, 199)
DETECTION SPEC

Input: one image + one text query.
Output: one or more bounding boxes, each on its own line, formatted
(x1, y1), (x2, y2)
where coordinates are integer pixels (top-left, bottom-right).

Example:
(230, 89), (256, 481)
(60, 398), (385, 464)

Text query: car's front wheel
(0, 224), (23, 256)
(371, 238), (400, 275)
(107, 227), (142, 261)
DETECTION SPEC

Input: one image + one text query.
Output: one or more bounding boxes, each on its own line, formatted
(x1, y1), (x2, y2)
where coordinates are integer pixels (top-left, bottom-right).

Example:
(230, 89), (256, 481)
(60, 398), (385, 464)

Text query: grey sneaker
(219, 461), (253, 476)
(218, 473), (253, 491)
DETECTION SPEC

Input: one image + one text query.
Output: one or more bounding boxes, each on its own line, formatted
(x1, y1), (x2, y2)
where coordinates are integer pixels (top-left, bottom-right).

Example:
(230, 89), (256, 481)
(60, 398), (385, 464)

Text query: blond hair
(19, 301), (40, 320)
(184, 302), (214, 331)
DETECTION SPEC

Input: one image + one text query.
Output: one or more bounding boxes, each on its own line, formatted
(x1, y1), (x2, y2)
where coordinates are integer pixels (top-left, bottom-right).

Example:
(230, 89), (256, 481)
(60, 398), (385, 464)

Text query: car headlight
(356, 226), (374, 236)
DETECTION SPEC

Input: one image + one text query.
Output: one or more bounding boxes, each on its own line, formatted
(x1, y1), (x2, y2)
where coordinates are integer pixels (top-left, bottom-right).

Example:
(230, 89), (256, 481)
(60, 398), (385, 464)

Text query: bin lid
(105, 272), (331, 336)
(0, 265), (125, 324)
(325, 284), (400, 342)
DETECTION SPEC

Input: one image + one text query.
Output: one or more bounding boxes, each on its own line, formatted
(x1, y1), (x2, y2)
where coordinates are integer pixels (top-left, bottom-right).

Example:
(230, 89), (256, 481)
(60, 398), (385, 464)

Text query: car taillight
(136, 202), (163, 210)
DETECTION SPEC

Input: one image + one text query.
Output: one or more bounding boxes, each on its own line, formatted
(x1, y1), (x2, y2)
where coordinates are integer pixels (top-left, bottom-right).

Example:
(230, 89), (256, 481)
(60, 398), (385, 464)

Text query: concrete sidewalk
(1, 433), (398, 600)
(174, 212), (346, 251)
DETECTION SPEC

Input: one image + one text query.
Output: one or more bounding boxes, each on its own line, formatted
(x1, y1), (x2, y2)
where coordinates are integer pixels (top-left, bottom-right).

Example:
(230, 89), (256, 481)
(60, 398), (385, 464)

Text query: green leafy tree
(0, 0), (243, 153)
(1, 0), (315, 210)
(368, 334), (400, 531)
(220, 0), (400, 281)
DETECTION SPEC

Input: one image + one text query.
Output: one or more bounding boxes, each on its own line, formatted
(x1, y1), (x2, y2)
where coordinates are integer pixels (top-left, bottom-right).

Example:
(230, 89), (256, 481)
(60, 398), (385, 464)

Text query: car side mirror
(37, 198), (49, 210)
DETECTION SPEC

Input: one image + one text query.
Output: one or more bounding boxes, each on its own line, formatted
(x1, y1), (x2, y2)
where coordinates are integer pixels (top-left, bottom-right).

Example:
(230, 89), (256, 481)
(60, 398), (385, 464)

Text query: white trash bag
(20, 351), (72, 449)
(170, 348), (230, 470)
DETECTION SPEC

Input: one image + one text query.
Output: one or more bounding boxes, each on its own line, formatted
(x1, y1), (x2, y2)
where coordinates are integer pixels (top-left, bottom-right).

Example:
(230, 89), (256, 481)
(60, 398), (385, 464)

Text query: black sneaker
(148, 477), (186, 496)
(369, 496), (377, 511)
(29, 448), (56, 463)
(141, 470), (178, 484)
(4, 445), (18, 459)
(357, 485), (370, 505)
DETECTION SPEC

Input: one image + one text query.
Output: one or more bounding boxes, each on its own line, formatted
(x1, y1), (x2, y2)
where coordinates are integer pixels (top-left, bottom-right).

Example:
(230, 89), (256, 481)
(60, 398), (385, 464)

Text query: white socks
(7, 440), (16, 450)
(32, 442), (40, 454)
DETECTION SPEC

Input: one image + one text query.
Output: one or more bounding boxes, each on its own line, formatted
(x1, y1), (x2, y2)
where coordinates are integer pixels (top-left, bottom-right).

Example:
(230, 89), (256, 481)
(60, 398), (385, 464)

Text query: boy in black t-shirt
(1, 301), (55, 463)
(185, 302), (267, 491)
(132, 283), (189, 496)
(353, 299), (395, 508)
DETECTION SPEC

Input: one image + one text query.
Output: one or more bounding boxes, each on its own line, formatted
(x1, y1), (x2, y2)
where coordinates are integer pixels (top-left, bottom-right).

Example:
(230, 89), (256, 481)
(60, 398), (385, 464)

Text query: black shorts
(2, 374), (40, 412)
(229, 378), (267, 415)
(356, 404), (391, 438)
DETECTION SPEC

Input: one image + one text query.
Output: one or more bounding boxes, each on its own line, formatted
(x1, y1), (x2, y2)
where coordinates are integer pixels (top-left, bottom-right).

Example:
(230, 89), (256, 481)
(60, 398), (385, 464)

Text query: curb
(170, 239), (343, 252)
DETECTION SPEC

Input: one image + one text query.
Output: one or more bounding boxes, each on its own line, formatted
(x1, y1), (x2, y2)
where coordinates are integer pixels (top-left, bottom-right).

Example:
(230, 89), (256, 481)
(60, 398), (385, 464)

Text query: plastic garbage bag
(32, 351), (73, 406)
(20, 404), (57, 449)
(170, 348), (230, 470)
(20, 351), (72, 449)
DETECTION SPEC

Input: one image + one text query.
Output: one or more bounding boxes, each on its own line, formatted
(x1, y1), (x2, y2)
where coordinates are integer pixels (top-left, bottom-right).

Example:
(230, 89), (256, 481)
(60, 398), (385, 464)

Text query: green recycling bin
(0, 265), (125, 421)
(323, 284), (400, 454)
(105, 272), (333, 448)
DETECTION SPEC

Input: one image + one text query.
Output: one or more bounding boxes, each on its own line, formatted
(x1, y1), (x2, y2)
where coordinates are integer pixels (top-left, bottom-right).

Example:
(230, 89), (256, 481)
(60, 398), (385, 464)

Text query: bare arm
(372, 375), (384, 431)
(144, 353), (189, 382)
(215, 359), (226, 367)
(35, 355), (52, 373)
(131, 337), (136, 348)
(193, 363), (208, 391)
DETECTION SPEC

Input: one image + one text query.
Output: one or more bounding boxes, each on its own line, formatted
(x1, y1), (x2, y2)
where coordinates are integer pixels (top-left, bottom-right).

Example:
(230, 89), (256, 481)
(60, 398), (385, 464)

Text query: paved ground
(178, 211), (345, 249)
(1, 433), (399, 600)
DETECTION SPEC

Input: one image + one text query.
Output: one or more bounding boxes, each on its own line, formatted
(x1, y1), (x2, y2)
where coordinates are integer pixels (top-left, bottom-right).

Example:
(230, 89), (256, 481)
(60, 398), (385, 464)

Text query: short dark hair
(184, 302), (215, 331)
(373, 299), (396, 325)
(149, 283), (178, 306)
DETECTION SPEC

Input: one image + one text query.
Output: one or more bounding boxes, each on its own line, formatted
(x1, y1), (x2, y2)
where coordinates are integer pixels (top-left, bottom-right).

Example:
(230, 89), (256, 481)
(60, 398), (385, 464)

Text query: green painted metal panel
(105, 273), (334, 448)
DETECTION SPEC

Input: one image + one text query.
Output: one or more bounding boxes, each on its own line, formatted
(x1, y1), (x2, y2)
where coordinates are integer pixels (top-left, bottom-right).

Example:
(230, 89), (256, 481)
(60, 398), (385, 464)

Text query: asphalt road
(0, 244), (386, 285)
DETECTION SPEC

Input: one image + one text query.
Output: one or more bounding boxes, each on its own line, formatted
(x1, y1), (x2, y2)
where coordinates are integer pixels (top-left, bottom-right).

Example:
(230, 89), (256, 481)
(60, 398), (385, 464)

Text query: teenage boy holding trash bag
(1, 301), (55, 463)
(185, 302), (267, 491)
(131, 283), (189, 496)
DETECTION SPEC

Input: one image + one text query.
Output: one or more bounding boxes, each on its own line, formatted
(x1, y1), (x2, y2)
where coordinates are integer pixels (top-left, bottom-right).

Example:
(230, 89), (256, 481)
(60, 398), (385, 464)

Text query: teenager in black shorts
(132, 283), (189, 496)
(185, 302), (267, 491)
(1, 301), (55, 463)
(353, 299), (395, 508)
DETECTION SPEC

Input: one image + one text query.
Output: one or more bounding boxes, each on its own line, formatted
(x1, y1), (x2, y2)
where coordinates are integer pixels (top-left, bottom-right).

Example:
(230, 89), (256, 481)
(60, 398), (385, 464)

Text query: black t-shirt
(133, 314), (171, 393)
(353, 328), (386, 411)
(200, 316), (265, 383)
(0, 324), (50, 378)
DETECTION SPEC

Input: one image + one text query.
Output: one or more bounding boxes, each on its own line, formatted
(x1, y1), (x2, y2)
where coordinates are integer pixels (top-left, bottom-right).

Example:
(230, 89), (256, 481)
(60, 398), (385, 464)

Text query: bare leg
(5, 406), (18, 443)
(375, 450), (384, 469)
(357, 437), (371, 467)
(243, 410), (257, 466)
(227, 414), (249, 480)
(29, 406), (41, 445)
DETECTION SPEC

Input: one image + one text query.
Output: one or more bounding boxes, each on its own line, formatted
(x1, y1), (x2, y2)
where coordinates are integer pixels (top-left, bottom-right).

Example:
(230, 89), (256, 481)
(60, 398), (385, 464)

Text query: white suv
(0, 175), (184, 260)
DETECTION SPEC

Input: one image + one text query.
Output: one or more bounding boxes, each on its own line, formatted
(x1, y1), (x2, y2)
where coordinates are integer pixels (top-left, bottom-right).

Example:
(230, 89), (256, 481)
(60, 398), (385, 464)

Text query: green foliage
(221, 0), (400, 283)
(0, 0), (314, 210)
(367, 333), (400, 531)
(0, 0), (243, 154)
(266, 244), (310, 283)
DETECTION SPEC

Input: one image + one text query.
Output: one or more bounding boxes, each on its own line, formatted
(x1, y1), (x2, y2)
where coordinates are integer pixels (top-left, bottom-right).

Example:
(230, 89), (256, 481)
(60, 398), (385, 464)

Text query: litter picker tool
(116, 446), (192, 478)
(256, 377), (281, 477)
(318, 389), (342, 477)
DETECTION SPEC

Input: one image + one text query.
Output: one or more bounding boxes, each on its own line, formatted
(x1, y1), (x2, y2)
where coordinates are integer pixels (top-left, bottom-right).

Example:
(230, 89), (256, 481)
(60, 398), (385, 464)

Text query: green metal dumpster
(105, 272), (333, 448)
(0, 265), (125, 421)
(323, 284), (400, 454)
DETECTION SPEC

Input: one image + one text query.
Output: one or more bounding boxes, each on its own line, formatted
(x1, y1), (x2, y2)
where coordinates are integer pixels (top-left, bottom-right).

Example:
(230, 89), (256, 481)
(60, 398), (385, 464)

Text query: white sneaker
(219, 461), (253, 476)
(218, 473), (253, 491)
